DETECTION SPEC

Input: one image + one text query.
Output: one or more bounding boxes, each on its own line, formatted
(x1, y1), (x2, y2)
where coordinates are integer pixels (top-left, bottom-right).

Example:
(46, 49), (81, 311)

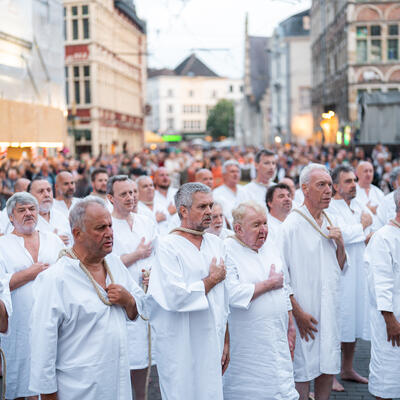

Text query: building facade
(311, 0), (400, 143)
(146, 54), (243, 139)
(270, 9), (313, 144)
(64, 0), (146, 155)
(0, 0), (66, 158)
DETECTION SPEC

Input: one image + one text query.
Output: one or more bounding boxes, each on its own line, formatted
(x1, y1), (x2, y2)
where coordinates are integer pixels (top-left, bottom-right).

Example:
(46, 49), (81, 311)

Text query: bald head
(14, 178), (30, 193)
(195, 169), (214, 189)
(56, 171), (75, 200)
(153, 167), (170, 190)
(356, 161), (374, 188)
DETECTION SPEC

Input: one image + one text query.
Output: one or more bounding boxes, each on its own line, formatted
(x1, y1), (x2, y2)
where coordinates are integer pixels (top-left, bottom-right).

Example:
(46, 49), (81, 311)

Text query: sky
(135, 0), (311, 79)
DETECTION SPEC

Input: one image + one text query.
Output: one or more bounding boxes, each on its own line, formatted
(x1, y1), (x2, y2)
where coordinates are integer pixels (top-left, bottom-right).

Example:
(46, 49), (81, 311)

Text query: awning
(145, 130), (163, 143)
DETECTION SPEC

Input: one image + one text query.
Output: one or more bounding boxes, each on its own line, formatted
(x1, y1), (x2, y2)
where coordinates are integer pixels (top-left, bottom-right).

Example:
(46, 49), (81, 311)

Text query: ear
(72, 226), (81, 240)
(233, 222), (242, 235)
(333, 183), (339, 193)
(179, 205), (188, 219)
(107, 194), (114, 205)
(301, 183), (308, 196)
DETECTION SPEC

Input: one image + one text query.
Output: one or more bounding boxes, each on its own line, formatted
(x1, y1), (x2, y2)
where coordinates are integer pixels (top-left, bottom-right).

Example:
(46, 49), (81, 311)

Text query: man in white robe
(53, 171), (80, 218)
(148, 183), (230, 400)
(365, 188), (400, 400)
(195, 168), (214, 189)
(356, 161), (384, 219)
(223, 201), (298, 400)
(328, 165), (372, 391)
(91, 167), (113, 212)
(266, 183), (292, 244)
(0, 178), (30, 235)
(0, 265), (12, 334)
(108, 175), (156, 400)
(213, 160), (244, 227)
(376, 167), (400, 229)
(238, 149), (276, 207)
(137, 175), (170, 235)
(28, 177), (72, 246)
(279, 163), (347, 400)
(206, 202), (233, 240)
(153, 167), (177, 216)
(29, 197), (145, 400)
(0, 192), (64, 400)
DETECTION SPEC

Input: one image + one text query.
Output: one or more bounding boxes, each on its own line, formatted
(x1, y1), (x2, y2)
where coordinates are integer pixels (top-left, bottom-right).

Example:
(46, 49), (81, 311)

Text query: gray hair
(6, 192), (38, 218)
(136, 175), (152, 186)
(175, 182), (211, 219)
(395, 188), (400, 213)
(299, 163), (329, 187)
(232, 201), (266, 226)
(222, 160), (241, 174)
(69, 196), (107, 231)
(390, 167), (400, 185)
(107, 175), (133, 195)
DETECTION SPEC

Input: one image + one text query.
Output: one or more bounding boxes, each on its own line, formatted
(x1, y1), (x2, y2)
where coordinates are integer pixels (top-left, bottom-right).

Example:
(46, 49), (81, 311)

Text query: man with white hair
(365, 188), (400, 400)
(328, 165), (372, 391)
(0, 192), (64, 400)
(376, 166), (400, 229)
(148, 182), (229, 400)
(223, 201), (298, 400)
(53, 171), (80, 218)
(28, 177), (72, 246)
(195, 168), (214, 189)
(238, 149), (276, 207)
(206, 202), (233, 239)
(137, 175), (170, 235)
(356, 161), (384, 216)
(213, 160), (243, 227)
(29, 197), (145, 400)
(107, 175), (156, 400)
(279, 163), (347, 400)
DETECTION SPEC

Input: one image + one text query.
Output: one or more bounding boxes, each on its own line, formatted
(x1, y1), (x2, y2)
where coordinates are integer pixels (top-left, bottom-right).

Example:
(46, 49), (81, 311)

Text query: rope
(170, 227), (205, 236)
(142, 272), (152, 400)
(391, 219), (400, 229)
(292, 209), (333, 240)
(228, 235), (254, 250)
(0, 347), (6, 400)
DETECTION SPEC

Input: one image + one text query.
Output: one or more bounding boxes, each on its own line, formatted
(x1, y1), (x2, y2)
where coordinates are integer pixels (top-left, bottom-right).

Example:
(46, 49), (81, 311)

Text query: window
(356, 26), (368, 38)
(66, 65), (91, 105)
(389, 88), (399, 92)
(167, 104), (173, 113)
(229, 85), (233, 93)
(357, 89), (367, 100)
(389, 25), (399, 36)
(71, 6), (78, 16)
(72, 19), (79, 40)
(167, 118), (174, 130)
(73, 66), (80, 104)
(371, 25), (381, 36)
(371, 39), (381, 61)
(211, 90), (217, 98)
(67, 5), (89, 41)
(167, 89), (173, 97)
(65, 66), (69, 104)
(84, 66), (91, 104)
(388, 39), (398, 60)
(189, 90), (194, 97)
(63, 7), (67, 40)
(357, 40), (367, 63)
(299, 87), (311, 111)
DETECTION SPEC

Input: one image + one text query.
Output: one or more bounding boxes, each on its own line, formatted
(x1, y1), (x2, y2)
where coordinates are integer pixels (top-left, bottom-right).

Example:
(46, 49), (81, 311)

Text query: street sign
(163, 135), (182, 142)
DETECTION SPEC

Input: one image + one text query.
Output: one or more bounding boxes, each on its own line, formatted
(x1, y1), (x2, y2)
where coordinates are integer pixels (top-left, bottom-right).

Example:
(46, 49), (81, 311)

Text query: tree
(206, 99), (235, 140)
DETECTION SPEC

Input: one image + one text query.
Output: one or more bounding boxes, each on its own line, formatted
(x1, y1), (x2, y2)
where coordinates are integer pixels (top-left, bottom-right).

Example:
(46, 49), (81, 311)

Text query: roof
(174, 53), (219, 77)
(147, 68), (176, 78)
(248, 36), (271, 103)
(279, 9), (310, 37)
(114, 1), (146, 33)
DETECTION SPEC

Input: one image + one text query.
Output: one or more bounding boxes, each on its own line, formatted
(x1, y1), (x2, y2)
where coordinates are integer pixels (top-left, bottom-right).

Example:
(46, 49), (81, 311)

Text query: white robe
(0, 231), (64, 398)
(154, 187), (177, 209)
(223, 238), (298, 400)
(278, 205), (345, 382)
(213, 184), (243, 227)
(356, 184), (384, 228)
(137, 201), (170, 236)
(294, 188), (304, 206)
(365, 225), (400, 398)
(328, 198), (370, 342)
(112, 213), (157, 369)
(148, 233), (229, 400)
(52, 197), (80, 218)
(37, 207), (72, 246)
(0, 262), (12, 335)
(0, 208), (13, 235)
(376, 191), (396, 229)
(237, 181), (274, 208)
(266, 214), (283, 245)
(29, 253), (145, 400)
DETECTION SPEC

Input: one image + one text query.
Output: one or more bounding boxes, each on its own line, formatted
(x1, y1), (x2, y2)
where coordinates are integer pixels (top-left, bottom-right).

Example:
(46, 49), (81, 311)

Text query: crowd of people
(0, 141), (399, 400)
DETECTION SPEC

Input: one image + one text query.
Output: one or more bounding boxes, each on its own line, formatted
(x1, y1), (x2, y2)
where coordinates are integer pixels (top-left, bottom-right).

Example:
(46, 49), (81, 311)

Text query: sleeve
(375, 199), (389, 230)
(277, 223), (294, 297)
(29, 268), (65, 394)
(368, 233), (395, 312)
(0, 258), (12, 335)
(224, 250), (254, 309)
(147, 241), (209, 312)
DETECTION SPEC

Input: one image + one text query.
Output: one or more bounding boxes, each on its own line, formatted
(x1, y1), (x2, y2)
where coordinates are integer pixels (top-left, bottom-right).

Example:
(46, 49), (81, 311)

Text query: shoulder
(40, 230), (64, 247)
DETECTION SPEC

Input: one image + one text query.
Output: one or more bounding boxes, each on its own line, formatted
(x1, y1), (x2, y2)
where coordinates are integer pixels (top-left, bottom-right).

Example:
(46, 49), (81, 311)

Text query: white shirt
(37, 207), (72, 246)
(0, 208), (13, 235)
(137, 201), (170, 236)
(52, 197), (80, 218)
(148, 233), (229, 400)
(154, 187), (177, 209)
(376, 191), (396, 229)
(237, 180), (275, 208)
(266, 214), (283, 245)
(365, 225), (400, 398)
(0, 231), (64, 399)
(29, 253), (145, 400)
(278, 205), (345, 382)
(112, 213), (157, 369)
(223, 238), (298, 400)
(213, 184), (244, 227)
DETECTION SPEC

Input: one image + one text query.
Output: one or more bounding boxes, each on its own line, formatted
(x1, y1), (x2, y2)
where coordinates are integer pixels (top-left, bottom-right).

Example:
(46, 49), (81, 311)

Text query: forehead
(273, 188), (290, 197)
(192, 191), (212, 204)
(59, 173), (74, 183)
(245, 207), (266, 222)
(95, 172), (108, 180)
(114, 179), (134, 192)
(14, 201), (36, 210)
(139, 178), (153, 187)
(226, 164), (239, 172)
(212, 203), (223, 213)
(84, 204), (110, 224)
(258, 154), (276, 163)
(361, 163), (373, 171)
(309, 169), (332, 183)
(339, 171), (356, 181)
(32, 180), (51, 190)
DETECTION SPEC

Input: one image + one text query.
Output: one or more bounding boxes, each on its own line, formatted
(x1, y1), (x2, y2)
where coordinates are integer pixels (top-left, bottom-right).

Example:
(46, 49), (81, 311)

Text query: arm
(9, 263), (49, 291)
(381, 311), (400, 347)
(327, 226), (346, 270)
(0, 300), (8, 334)
(120, 237), (152, 267)
(221, 324), (230, 375)
(290, 295), (318, 342)
(287, 311), (296, 360)
(203, 257), (226, 295)
(251, 264), (283, 301)
(41, 393), (58, 400)
(106, 284), (138, 321)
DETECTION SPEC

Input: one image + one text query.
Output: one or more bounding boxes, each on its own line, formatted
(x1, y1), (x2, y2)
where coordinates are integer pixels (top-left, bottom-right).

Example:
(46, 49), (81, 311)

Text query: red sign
(65, 44), (89, 63)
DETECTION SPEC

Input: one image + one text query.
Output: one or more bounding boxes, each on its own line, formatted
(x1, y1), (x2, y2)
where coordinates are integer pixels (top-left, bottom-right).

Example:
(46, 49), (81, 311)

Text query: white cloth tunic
(266, 214), (283, 245)
(356, 184), (384, 209)
(37, 207), (72, 246)
(366, 225), (400, 398)
(112, 213), (157, 369)
(137, 201), (170, 236)
(0, 265), (12, 334)
(278, 205), (344, 382)
(237, 181), (274, 208)
(52, 197), (80, 218)
(148, 233), (229, 400)
(223, 238), (298, 400)
(29, 253), (145, 400)
(328, 198), (370, 342)
(0, 208), (13, 235)
(376, 191), (396, 229)
(154, 187), (177, 209)
(0, 231), (64, 399)
(213, 184), (243, 227)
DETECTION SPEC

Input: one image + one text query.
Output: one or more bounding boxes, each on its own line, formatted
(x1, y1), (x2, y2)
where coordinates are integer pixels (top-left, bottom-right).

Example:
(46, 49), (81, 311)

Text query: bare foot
(332, 376), (345, 392)
(308, 392), (315, 400)
(341, 369), (368, 384)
